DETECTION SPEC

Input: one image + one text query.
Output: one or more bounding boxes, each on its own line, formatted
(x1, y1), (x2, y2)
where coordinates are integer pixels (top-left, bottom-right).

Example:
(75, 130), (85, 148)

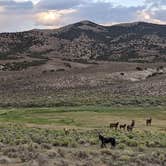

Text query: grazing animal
(127, 120), (135, 132)
(110, 122), (119, 130)
(146, 118), (152, 126)
(64, 128), (70, 135)
(127, 125), (133, 131)
(98, 134), (116, 148)
(119, 124), (126, 130)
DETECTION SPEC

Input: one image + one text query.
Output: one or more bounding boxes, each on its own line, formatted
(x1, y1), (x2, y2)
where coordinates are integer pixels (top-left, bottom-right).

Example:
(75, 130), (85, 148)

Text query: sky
(0, 0), (165, 32)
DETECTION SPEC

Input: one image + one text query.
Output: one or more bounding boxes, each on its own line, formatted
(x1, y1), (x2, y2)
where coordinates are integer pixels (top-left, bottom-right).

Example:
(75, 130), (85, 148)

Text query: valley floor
(0, 60), (166, 107)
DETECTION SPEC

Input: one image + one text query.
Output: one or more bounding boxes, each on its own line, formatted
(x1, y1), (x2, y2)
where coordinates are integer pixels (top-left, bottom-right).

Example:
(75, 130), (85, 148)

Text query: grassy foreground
(0, 106), (165, 166)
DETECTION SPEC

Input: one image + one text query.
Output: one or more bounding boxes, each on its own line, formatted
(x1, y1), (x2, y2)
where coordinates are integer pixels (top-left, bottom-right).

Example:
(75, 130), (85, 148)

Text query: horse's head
(131, 120), (135, 126)
(98, 134), (103, 140)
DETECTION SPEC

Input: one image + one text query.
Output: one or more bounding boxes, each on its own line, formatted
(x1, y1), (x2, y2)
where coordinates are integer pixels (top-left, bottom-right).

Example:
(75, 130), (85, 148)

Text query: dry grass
(0, 107), (165, 165)
(0, 60), (166, 107)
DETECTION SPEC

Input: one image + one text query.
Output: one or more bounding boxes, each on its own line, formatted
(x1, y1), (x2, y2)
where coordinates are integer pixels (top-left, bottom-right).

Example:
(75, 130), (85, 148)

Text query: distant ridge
(0, 20), (166, 62)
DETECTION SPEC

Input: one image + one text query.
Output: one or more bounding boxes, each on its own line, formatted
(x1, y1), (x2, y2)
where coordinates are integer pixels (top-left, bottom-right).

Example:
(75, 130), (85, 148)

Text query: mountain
(0, 20), (166, 62)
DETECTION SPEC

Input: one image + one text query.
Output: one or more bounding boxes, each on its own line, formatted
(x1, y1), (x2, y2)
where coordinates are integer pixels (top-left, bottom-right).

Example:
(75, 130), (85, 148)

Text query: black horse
(99, 134), (116, 148)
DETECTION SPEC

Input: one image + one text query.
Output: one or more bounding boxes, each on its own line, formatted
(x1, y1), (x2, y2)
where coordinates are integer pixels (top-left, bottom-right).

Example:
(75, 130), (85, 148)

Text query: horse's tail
(111, 138), (116, 147)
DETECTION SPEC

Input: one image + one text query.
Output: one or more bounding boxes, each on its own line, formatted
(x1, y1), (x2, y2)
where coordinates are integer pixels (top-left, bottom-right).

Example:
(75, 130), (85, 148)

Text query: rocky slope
(0, 21), (166, 62)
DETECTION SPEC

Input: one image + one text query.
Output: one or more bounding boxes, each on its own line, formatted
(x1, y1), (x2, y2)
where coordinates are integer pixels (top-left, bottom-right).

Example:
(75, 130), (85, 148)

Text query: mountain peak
(56, 20), (106, 34)
(78, 20), (95, 25)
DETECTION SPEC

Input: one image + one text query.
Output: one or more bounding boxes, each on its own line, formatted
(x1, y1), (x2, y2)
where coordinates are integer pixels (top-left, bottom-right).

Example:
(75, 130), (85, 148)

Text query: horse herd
(109, 117), (152, 131)
(99, 117), (152, 148)
(63, 118), (152, 148)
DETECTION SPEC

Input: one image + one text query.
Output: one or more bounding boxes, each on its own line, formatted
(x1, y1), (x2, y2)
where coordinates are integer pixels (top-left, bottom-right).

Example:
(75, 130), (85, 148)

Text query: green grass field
(0, 106), (165, 166)
(0, 106), (165, 130)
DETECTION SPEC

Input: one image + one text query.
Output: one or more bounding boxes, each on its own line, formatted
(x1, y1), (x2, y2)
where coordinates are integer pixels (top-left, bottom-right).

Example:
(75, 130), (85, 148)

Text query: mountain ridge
(0, 20), (166, 62)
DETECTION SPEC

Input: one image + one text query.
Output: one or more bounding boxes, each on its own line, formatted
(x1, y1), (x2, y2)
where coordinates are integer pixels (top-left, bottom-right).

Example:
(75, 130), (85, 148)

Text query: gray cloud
(153, 10), (166, 22)
(36, 0), (86, 10)
(0, 0), (33, 11)
(74, 2), (144, 24)
(145, 0), (166, 5)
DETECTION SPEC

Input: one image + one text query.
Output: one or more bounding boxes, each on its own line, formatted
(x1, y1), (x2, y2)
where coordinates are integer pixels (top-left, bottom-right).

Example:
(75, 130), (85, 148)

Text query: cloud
(75, 2), (144, 24)
(0, 0), (34, 32)
(0, 0), (165, 32)
(0, 12), (34, 32)
(33, 1), (145, 28)
(137, 10), (166, 24)
(154, 10), (166, 22)
(136, 0), (166, 24)
(36, 0), (86, 10)
(145, 0), (166, 6)
(0, 0), (33, 11)
(35, 9), (77, 26)
(0, 6), (5, 12)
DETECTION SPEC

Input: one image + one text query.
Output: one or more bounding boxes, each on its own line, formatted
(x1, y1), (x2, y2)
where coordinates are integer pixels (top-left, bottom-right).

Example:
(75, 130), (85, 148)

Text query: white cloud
(35, 9), (77, 27)
(137, 9), (166, 24)
(0, 6), (5, 12)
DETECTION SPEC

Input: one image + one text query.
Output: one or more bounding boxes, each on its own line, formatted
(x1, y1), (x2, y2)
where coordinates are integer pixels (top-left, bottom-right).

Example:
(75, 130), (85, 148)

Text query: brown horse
(146, 118), (152, 126)
(119, 124), (126, 130)
(127, 120), (135, 131)
(110, 122), (119, 130)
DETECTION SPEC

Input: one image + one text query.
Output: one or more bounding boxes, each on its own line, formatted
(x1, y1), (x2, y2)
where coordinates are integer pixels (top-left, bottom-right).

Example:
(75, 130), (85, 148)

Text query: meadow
(0, 106), (165, 166)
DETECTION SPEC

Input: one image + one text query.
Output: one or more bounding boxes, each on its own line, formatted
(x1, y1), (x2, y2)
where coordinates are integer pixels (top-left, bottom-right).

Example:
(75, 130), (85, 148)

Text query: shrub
(136, 67), (143, 71)
(119, 155), (130, 161)
(126, 140), (138, 147)
(47, 150), (57, 159)
(146, 141), (156, 147)
(100, 149), (113, 156)
(41, 143), (52, 150)
(57, 148), (66, 157)
(76, 150), (89, 159)
(56, 69), (65, 72)
(50, 69), (55, 73)
(0, 156), (11, 164)
(117, 143), (126, 150)
(137, 144), (147, 152)
(64, 63), (71, 68)
(37, 154), (49, 166)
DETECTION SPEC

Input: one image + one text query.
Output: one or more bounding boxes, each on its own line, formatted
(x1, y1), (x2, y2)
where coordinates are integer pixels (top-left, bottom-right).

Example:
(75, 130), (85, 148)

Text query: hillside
(0, 21), (166, 107)
(0, 21), (166, 62)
